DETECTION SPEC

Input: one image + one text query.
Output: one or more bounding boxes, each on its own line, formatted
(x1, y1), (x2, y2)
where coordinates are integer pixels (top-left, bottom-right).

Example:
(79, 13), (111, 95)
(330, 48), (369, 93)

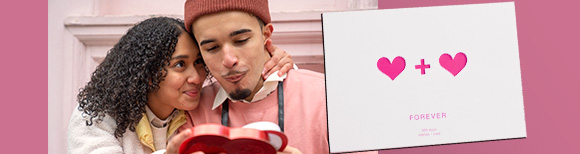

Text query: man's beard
(229, 88), (252, 101)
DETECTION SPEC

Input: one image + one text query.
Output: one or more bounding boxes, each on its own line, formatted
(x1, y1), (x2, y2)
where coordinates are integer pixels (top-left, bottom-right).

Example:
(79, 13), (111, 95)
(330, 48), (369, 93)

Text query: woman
(67, 17), (293, 154)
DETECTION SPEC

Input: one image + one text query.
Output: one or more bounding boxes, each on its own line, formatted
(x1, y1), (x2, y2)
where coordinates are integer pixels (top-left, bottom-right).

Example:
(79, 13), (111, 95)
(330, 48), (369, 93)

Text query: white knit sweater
(67, 107), (190, 154)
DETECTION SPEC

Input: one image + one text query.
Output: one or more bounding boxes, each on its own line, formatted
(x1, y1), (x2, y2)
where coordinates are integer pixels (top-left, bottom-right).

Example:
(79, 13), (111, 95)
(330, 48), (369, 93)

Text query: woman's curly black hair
(77, 17), (197, 138)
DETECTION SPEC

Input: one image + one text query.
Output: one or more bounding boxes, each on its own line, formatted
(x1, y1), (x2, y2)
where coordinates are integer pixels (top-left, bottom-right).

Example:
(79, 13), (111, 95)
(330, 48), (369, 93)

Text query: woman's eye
(194, 58), (204, 66)
(174, 61), (185, 68)
(193, 58), (205, 67)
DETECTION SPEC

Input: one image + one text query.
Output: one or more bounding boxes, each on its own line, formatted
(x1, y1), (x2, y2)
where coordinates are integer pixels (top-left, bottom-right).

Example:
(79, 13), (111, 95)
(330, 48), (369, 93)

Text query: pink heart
(439, 52), (467, 76)
(377, 56), (406, 80)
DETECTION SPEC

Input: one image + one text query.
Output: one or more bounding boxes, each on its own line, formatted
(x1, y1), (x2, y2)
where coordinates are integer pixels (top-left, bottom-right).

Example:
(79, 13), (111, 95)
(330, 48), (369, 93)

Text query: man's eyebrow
(230, 29), (252, 37)
(199, 29), (251, 46)
(199, 39), (215, 46)
(170, 55), (189, 60)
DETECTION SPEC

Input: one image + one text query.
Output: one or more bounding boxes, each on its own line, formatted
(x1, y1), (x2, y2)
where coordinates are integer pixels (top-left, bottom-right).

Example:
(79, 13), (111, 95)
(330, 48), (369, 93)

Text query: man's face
(192, 11), (273, 101)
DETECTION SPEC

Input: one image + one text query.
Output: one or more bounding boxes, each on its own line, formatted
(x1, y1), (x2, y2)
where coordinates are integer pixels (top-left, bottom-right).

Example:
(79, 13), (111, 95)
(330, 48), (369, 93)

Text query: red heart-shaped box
(179, 123), (288, 154)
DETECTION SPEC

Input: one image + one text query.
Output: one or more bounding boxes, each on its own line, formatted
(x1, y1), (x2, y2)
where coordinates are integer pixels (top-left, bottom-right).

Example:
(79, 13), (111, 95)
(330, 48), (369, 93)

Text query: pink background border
(9, 0), (578, 153)
(377, 0), (580, 153)
(1, 0), (48, 153)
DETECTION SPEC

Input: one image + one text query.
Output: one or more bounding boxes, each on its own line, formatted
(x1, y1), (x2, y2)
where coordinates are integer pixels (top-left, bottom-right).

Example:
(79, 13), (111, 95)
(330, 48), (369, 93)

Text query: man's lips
(223, 73), (245, 83)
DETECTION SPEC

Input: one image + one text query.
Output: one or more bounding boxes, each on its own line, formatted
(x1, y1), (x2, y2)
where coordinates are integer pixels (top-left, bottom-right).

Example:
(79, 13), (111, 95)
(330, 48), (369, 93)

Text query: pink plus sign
(415, 59), (430, 75)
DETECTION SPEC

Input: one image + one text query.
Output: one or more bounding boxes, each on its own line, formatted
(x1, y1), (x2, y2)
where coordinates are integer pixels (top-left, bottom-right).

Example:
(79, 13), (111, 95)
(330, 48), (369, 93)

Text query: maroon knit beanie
(184, 0), (271, 33)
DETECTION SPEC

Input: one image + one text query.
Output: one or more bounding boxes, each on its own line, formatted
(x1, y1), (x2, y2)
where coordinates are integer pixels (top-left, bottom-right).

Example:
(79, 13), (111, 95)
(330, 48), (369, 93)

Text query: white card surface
(323, 2), (526, 153)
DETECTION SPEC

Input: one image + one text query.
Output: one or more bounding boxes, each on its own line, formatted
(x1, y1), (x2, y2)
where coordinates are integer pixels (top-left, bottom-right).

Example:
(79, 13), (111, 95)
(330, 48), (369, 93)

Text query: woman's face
(147, 32), (207, 119)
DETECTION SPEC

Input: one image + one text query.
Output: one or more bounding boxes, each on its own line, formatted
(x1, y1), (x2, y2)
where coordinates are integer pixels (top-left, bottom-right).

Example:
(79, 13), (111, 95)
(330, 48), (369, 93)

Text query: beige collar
(145, 106), (178, 128)
(136, 107), (188, 151)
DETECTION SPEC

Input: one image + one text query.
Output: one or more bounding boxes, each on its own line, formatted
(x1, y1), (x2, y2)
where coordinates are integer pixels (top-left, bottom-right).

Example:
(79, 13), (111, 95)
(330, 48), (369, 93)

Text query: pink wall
(377, 0), (580, 153)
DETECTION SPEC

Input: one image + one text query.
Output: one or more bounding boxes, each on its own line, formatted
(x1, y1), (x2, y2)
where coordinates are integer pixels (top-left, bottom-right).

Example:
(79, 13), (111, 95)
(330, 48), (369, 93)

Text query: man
(180, 0), (329, 153)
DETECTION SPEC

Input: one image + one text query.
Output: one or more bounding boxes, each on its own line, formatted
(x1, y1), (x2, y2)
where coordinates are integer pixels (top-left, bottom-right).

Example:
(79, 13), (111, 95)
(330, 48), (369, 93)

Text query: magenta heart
(377, 56), (406, 80)
(439, 52), (467, 76)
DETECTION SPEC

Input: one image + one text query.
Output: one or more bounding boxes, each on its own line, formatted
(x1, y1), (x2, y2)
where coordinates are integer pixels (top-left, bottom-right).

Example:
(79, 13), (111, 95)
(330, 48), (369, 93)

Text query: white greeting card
(323, 2), (526, 153)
